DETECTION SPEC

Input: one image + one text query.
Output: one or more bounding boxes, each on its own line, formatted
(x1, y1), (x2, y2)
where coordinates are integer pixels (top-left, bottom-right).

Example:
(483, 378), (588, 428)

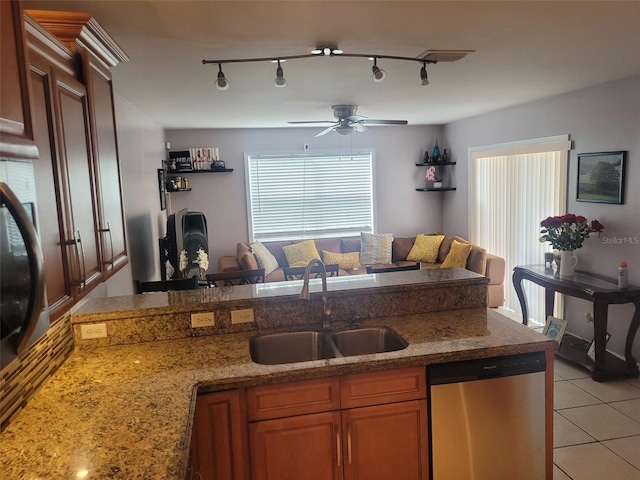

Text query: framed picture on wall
(576, 151), (626, 204)
(158, 168), (166, 210)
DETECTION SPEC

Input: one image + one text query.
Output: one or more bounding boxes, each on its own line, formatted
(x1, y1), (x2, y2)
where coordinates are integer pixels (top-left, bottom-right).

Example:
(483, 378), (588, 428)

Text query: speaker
(182, 212), (208, 268)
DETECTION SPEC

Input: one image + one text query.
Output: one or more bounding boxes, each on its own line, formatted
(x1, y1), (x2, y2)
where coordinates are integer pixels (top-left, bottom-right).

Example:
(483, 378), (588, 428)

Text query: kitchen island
(0, 269), (556, 479)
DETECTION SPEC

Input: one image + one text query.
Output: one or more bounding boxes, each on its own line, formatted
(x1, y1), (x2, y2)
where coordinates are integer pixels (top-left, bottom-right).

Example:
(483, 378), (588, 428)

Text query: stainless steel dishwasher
(428, 351), (546, 480)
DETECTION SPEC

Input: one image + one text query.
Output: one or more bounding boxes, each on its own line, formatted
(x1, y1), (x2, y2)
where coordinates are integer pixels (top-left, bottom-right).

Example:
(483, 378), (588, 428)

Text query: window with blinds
(469, 136), (570, 326)
(245, 150), (375, 242)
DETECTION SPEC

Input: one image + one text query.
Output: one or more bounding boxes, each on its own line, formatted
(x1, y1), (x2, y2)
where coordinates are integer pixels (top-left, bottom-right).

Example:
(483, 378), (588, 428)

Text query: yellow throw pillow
(440, 239), (473, 268)
(322, 250), (362, 270)
(407, 234), (445, 263)
(283, 240), (321, 267)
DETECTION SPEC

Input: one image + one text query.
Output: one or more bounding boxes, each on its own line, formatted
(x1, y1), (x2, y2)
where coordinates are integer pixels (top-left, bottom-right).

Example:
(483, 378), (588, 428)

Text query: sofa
(218, 233), (505, 308)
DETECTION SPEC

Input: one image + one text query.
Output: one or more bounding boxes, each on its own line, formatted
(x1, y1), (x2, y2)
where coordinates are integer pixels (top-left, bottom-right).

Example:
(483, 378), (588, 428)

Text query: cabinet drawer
(247, 377), (340, 421)
(341, 367), (426, 408)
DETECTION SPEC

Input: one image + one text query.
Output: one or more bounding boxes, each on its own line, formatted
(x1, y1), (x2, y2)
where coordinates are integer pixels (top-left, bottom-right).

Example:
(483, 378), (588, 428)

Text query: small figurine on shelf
(423, 151), (430, 164)
(431, 139), (441, 162)
(442, 149), (449, 162)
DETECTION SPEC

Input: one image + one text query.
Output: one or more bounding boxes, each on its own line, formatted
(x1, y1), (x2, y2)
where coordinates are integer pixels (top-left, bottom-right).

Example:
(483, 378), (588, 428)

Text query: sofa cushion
(283, 240), (321, 267)
(440, 239), (473, 268)
(360, 232), (394, 264)
(262, 240), (293, 267)
(341, 237), (361, 253)
(392, 237), (416, 262)
(322, 250), (362, 270)
(453, 236), (487, 275)
(314, 238), (342, 255)
(251, 241), (279, 275)
(239, 251), (259, 270)
(437, 235), (455, 263)
(237, 242), (252, 262)
(407, 234), (445, 263)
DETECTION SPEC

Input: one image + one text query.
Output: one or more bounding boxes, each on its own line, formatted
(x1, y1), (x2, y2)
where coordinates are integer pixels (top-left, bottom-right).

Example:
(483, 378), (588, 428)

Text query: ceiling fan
(288, 105), (408, 137)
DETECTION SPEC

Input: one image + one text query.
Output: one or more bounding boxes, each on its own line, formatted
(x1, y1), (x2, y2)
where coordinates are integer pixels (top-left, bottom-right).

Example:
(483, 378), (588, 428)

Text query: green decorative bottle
(432, 139), (441, 162)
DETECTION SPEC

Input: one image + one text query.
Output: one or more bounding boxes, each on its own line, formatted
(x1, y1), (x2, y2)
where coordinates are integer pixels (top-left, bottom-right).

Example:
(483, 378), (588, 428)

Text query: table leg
(592, 300), (610, 382)
(512, 270), (529, 326)
(545, 288), (555, 321)
(624, 300), (640, 378)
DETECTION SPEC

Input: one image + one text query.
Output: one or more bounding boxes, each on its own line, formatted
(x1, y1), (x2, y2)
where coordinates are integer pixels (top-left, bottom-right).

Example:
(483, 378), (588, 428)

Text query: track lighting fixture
(215, 63), (229, 91)
(201, 45), (467, 90)
(420, 62), (429, 86)
(371, 58), (386, 83)
(273, 60), (287, 88)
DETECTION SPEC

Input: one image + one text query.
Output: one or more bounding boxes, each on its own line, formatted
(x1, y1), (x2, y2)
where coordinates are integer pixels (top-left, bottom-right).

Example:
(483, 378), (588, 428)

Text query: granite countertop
(0, 307), (555, 479)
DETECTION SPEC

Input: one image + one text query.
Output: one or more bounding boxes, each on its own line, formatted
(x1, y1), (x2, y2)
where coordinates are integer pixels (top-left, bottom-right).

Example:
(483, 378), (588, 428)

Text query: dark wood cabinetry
(20, 9), (129, 321)
(0, 0), (36, 159)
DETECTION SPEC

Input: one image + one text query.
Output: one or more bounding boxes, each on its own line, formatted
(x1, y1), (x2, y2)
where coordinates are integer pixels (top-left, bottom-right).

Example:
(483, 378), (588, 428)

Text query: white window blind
(469, 136), (570, 326)
(245, 151), (374, 242)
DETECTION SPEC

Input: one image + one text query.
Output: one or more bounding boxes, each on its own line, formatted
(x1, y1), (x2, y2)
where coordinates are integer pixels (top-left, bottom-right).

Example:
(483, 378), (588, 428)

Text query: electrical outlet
(80, 323), (107, 339)
(191, 312), (215, 328)
(231, 308), (254, 324)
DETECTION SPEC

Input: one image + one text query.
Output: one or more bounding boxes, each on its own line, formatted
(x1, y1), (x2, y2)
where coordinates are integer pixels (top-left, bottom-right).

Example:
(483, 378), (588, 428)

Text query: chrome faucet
(300, 259), (332, 329)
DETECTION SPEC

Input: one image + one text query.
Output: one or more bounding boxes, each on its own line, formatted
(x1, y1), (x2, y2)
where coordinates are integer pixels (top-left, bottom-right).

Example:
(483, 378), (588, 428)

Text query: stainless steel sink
(250, 327), (407, 364)
(249, 331), (339, 365)
(331, 327), (408, 357)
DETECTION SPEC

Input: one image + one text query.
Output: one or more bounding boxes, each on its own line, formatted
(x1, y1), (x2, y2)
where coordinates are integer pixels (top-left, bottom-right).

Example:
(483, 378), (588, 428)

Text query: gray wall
(443, 75), (640, 359)
(165, 125), (445, 270)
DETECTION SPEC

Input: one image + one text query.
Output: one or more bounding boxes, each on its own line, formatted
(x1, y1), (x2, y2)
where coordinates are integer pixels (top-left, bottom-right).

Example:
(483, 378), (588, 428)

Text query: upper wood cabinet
(0, 0), (37, 159)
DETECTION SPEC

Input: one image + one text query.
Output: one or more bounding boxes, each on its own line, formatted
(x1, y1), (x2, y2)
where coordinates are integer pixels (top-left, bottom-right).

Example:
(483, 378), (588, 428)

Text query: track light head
(420, 63), (429, 86)
(215, 63), (229, 91)
(273, 60), (287, 88)
(371, 58), (386, 83)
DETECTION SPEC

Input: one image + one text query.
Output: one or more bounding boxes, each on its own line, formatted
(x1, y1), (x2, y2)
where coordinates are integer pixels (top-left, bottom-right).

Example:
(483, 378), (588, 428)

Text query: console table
(513, 265), (640, 382)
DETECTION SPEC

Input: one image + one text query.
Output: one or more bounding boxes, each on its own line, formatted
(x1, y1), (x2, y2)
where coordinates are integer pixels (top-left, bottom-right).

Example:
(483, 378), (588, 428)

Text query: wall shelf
(415, 162), (456, 167)
(167, 168), (233, 174)
(415, 187), (457, 192)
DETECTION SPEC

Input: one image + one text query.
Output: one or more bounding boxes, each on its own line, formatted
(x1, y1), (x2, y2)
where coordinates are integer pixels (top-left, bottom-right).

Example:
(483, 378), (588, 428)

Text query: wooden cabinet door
(249, 411), (343, 480)
(81, 49), (128, 276)
(342, 401), (428, 480)
(28, 53), (75, 321)
(50, 67), (103, 295)
(192, 390), (248, 480)
(0, 0), (35, 157)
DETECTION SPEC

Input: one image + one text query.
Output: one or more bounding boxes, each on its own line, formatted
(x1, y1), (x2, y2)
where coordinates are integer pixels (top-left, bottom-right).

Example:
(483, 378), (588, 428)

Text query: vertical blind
(470, 137), (570, 325)
(245, 151), (374, 242)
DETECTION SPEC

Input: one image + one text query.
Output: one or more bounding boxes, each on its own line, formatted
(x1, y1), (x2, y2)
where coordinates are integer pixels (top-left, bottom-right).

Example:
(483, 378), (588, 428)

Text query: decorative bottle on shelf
(431, 140), (441, 162)
(442, 149), (448, 162)
(423, 151), (430, 163)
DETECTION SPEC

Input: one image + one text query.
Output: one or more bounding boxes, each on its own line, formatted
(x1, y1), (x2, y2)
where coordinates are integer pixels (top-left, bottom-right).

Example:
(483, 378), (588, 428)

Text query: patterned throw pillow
(250, 241), (279, 275)
(359, 232), (394, 265)
(440, 239), (473, 268)
(282, 240), (321, 267)
(322, 251), (362, 270)
(406, 234), (445, 263)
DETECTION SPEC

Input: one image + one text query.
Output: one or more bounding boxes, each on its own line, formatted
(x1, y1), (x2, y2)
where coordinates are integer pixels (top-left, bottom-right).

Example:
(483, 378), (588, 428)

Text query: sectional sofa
(218, 233), (505, 308)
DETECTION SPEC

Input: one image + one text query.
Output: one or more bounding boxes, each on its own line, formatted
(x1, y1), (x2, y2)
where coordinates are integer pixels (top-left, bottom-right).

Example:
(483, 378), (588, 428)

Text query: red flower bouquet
(539, 214), (604, 251)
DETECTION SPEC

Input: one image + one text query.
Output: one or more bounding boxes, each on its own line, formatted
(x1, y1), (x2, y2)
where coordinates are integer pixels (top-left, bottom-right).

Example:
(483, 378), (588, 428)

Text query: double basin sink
(250, 327), (408, 365)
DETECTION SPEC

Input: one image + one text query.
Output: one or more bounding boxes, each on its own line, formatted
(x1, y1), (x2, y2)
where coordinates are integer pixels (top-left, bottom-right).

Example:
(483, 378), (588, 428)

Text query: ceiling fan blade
(315, 125), (338, 137)
(360, 119), (408, 125)
(345, 115), (367, 122)
(288, 120), (335, 124)
(353, 122), (369, 132)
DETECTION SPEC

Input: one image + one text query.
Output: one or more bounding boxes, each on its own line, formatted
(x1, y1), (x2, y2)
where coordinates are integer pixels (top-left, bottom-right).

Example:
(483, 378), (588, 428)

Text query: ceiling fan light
(311, 48), (323, 55)
(332, 48), (343, 55)
(420, 64), (429, 86)
(215, 64), (229, 91)
(273, 60), (287, 88)
(335, 126), (354, 136)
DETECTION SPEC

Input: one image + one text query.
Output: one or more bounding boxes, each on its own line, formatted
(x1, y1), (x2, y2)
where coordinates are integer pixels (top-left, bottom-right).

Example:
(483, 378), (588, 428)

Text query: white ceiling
(22, 1), (640, 130)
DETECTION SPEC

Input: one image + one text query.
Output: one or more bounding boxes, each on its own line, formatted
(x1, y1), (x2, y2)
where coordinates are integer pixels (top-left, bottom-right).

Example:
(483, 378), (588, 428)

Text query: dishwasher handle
(428, 351), (546, 385)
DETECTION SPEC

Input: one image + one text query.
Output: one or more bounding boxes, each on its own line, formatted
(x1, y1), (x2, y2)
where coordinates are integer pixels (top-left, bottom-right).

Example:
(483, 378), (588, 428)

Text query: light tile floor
(552, 357), (640, 480)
